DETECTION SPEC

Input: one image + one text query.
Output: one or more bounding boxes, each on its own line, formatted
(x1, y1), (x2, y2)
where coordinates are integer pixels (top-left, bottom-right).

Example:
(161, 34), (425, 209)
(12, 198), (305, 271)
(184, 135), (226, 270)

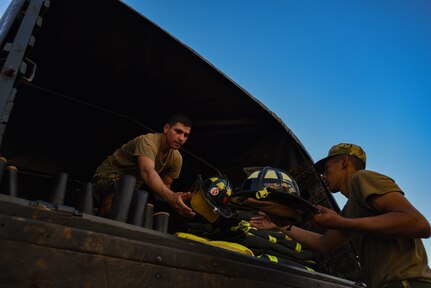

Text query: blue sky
(2, 0), (430, 258)
(119, 0), (431, 256)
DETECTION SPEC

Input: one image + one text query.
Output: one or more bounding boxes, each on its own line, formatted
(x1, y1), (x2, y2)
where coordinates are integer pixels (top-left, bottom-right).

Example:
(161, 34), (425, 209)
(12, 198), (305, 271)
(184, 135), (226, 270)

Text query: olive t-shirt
(342, 170), (431, 288)
(95, 133), (182, 189)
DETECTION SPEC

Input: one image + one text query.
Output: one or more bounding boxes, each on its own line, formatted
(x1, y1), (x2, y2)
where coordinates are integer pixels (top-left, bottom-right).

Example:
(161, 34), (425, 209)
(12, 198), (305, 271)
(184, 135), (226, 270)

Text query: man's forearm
(141, 169), (174, 203)
(280, 226), (348, 254)
(280, 226), (327, 253)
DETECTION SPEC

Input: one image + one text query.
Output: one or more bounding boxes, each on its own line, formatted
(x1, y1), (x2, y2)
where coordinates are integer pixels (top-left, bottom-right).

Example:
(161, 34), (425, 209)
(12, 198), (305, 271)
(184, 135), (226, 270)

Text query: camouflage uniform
(92, 172), (121, 199)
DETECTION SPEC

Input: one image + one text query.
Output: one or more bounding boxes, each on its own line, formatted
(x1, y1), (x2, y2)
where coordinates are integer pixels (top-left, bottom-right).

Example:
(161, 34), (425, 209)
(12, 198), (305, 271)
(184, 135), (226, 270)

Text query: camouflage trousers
(92, 173), (121, 201)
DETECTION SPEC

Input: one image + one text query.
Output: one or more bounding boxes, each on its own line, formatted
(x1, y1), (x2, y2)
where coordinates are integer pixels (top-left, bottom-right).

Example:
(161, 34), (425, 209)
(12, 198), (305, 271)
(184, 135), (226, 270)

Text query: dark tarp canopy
(0, 0), (312, 191)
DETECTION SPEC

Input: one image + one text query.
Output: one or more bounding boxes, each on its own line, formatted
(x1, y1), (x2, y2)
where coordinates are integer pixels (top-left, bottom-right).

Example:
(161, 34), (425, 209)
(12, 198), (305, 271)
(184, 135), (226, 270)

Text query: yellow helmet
(190, 176), (233, 223)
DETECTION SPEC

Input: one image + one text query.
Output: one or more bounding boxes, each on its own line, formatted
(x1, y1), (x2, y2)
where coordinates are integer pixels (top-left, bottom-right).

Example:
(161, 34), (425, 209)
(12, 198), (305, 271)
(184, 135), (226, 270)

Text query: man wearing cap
(251, 143), (431, 288)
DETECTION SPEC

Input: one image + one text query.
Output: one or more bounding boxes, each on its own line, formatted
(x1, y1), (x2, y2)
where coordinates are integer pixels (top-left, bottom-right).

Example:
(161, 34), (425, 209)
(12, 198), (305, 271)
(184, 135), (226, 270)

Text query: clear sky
(119, 0), (431, 256)
(2, 0), (430, 259)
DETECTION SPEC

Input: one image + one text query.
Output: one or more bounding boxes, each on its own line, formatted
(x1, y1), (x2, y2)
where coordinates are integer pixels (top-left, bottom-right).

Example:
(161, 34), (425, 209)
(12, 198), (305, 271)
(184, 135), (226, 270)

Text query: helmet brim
(231, 187), (319, 214)
(201, 189), (233, 218)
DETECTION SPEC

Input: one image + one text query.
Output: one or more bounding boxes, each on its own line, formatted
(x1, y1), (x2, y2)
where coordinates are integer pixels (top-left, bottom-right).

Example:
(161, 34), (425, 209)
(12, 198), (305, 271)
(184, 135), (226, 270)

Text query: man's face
(164, 122), (191, 150)
(322, 157), (343, 193)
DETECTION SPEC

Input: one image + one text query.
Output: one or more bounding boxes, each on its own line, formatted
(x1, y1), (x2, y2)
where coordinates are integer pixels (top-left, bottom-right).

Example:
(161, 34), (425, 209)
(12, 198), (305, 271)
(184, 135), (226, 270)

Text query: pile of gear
(177, 166), (319, 270)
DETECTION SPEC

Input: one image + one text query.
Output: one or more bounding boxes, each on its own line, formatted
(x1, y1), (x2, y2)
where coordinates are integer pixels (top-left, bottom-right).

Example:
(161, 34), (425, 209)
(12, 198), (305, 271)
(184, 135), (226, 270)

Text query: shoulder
(352, 170), (396, 184)
(138, 132), (160, 140)
(351, 170), (403, 196)
(132, 133), (161, 158)
(137, 133), (161, 144)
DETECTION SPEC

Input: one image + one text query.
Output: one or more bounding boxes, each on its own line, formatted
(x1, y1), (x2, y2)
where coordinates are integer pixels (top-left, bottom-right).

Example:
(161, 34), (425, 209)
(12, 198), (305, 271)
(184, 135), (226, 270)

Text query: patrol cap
(314, 143), (366, 174)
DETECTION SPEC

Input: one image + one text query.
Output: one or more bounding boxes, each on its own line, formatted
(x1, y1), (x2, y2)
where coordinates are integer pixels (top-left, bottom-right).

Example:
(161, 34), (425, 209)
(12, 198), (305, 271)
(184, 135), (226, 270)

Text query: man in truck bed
(92, 113), (196, 218)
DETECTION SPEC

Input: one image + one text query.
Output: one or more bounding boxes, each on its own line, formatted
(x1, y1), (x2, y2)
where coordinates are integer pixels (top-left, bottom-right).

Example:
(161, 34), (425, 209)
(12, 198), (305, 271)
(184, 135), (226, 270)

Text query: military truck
(0, 0), (365, 287)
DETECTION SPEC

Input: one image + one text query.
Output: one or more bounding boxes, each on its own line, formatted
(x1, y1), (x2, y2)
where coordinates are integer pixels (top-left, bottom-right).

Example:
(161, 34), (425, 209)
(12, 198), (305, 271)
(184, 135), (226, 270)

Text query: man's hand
(252, 210), (350, 254)
(311, 205), (343, 228)
(138, 156), (195, 218)
(168, 191), (196, 218)
(250, 212), (280, 230)
(244, 198), (302, 226)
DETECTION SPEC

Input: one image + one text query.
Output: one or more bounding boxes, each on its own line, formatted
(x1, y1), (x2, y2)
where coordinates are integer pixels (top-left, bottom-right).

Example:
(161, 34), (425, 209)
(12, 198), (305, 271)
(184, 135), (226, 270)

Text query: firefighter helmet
(232, 166), (319, 214)
(239, 166), (300, 197)
(190, 175), (233, 223)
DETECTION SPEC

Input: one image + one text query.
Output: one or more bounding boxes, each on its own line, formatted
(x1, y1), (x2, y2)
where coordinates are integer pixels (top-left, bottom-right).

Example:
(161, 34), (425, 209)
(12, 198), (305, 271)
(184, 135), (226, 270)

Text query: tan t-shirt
(342, 170), (431, 288)
(95, 133), (182, 189)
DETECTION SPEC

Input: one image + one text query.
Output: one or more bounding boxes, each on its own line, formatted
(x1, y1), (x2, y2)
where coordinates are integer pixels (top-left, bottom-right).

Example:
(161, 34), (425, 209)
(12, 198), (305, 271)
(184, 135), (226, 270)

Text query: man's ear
(163, 123), (170, 133)
(340, 156), (349, 169)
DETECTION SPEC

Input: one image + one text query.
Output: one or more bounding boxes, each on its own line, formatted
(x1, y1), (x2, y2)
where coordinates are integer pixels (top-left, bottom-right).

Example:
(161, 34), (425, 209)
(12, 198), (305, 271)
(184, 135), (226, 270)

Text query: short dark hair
(167, 113), (192, 127)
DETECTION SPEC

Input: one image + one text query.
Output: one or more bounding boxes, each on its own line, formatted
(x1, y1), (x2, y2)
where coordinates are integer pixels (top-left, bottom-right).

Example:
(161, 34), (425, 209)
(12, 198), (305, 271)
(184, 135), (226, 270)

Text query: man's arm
(285, 226), (350, 254)
(250, 212), (350, 254)
(138, 155), (195, 217)
(313, 192), (431, 238)
(160, 175), (173, 189)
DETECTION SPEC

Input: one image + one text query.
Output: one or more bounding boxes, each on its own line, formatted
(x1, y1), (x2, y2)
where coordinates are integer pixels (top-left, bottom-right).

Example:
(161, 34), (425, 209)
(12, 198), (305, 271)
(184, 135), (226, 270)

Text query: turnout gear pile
(184, 170), (317, 271)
